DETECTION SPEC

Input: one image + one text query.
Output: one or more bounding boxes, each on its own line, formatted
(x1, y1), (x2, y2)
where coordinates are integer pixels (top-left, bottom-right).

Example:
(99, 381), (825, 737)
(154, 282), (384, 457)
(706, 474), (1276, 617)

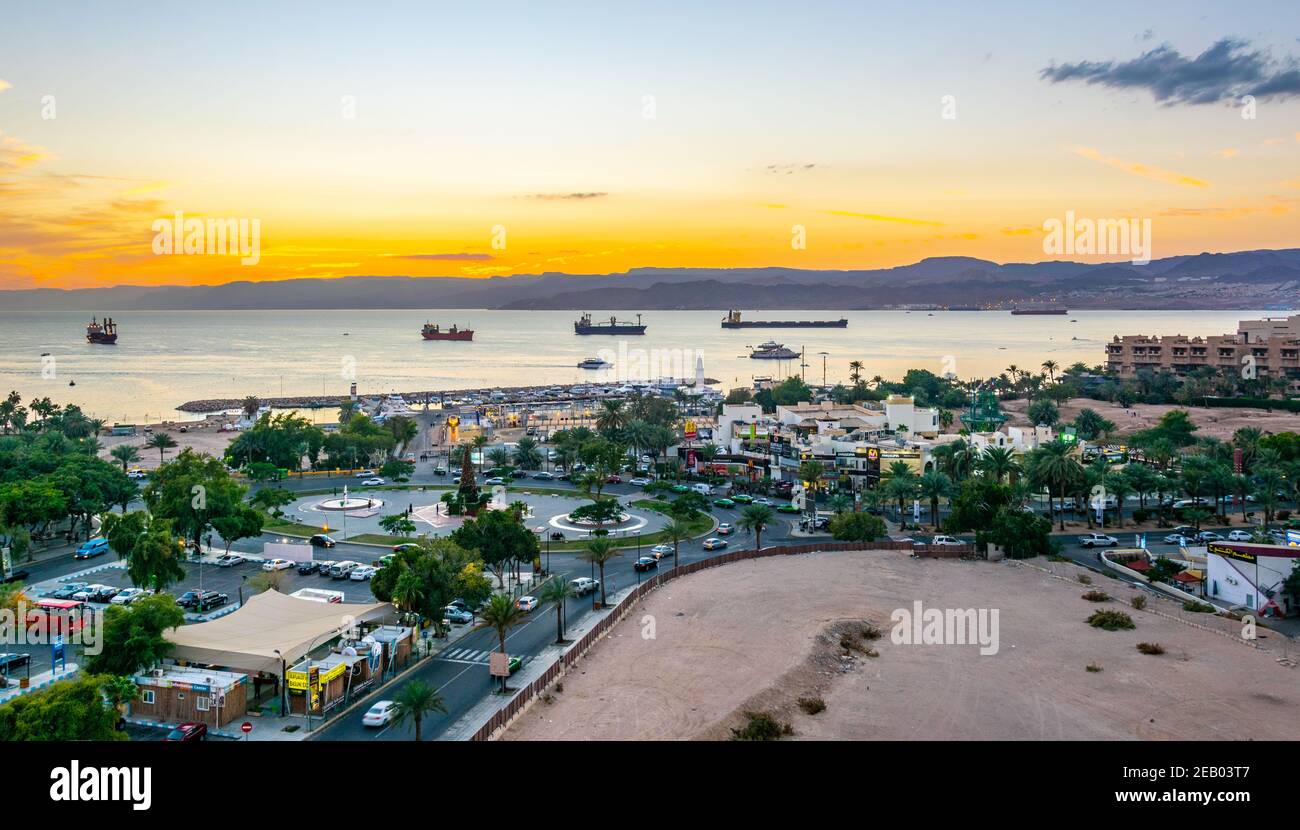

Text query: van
(329, 561), (360, 579)
(73, 538), (110, 560)
(691, 483), (714, 496)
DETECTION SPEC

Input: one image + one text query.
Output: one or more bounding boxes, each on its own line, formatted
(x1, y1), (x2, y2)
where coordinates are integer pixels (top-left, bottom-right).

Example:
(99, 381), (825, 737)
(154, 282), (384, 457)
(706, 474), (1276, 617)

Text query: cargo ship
(421, 323), (474, 341)
(86, 316), (118, 344)
(721, 310), (847, 329)
(574, 313), (646, 335)
(749, 341), (801, 360)
(1010, 307), (1068, 315)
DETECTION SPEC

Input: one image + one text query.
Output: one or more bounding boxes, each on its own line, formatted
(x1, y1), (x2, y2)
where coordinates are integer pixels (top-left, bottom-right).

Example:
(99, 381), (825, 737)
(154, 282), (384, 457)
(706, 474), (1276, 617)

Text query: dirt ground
(99, 415), (237, 469)
(501, 550), (1300, 741)
(1001, 397), (1299, 443)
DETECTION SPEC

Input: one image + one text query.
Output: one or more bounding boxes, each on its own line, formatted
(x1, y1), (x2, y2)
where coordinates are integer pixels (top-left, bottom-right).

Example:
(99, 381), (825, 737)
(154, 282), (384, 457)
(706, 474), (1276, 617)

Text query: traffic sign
(240, 721), (253, 734)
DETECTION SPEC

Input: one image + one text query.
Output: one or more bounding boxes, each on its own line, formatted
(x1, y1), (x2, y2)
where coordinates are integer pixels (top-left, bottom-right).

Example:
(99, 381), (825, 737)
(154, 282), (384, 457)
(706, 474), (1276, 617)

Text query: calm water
(0, 309), (1266, 423)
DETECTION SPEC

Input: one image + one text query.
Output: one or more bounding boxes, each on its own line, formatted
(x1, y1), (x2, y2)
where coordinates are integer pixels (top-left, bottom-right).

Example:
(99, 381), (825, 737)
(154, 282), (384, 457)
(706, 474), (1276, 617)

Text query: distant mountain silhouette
(4, 248), (1298, 310)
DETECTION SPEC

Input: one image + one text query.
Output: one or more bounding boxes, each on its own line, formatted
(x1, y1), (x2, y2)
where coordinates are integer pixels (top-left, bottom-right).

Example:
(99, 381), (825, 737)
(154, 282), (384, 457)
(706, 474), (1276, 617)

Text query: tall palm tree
(1027, 442), (1082, 531)
(144, 432), (178, 464)
(1041, 360), (1059, 384)
(662, 518), (692, 569)
(241, 396), (262, 420)
(738, 504), (774, 550)
(848, 360), (864, 384)
(110, 443), (141, 472)
(390, 679), (446, 741)
(978, 446), (1019, 484)
(475, 594), (528, 692)
(537, 577), (575, 643)
(579, 538), (621, 608)
(596, 400), (627, 435)
(918, 470), (953, 528)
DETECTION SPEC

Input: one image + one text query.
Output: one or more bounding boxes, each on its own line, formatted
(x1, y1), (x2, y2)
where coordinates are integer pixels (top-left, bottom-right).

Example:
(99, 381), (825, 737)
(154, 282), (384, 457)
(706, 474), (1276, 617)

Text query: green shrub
(1081, 590), (1111, 602)
(1136, 642), (1165, 655)
(1078, 574), (1093, 585)
(1132, 508), (1150, 524)
(797, 697), (827, 715)
(1086, 662), (1103, 673)
(1087, 609), (1135, 631)
(1182, 600), (1215, 613)
(730, 711), (792, 741)
(1130, 595), (1147, 610)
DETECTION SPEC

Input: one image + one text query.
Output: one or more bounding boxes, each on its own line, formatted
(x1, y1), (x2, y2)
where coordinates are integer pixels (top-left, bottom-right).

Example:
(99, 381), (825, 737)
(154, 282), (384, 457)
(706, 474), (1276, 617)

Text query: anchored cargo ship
(1010, 307), (1068, 315)
(574, 313), (646, 335)
(721, 310), (847, 329)
(421, 323), (474, 341)
(86, 316), (118, 344)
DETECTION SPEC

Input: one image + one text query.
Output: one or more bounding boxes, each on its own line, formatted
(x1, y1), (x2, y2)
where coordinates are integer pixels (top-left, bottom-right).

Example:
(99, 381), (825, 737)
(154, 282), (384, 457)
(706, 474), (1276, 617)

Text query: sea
(0, 309), (1274, 424)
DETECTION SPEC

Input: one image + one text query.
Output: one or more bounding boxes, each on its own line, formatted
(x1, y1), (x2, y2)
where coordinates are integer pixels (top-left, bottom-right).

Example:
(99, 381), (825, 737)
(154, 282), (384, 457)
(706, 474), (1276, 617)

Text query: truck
(568, 577), (600, 597)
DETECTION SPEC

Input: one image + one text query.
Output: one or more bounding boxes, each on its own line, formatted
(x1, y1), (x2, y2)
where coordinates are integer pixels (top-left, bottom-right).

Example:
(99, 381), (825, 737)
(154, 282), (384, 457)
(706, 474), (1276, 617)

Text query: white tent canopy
(167, 590), (395, 674)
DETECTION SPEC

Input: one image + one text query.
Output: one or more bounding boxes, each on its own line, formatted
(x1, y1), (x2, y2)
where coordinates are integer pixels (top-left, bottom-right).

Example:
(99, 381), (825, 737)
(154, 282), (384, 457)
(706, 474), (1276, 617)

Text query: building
(133, 666), (250, 728)
(1205, 542), (1299, 617)
(1105, 314), (1300, 391)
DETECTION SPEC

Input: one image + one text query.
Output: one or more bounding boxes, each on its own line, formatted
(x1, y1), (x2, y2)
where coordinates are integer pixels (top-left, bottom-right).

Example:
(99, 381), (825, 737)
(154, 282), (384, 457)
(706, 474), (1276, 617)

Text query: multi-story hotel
(1105, 314), (1300, 390)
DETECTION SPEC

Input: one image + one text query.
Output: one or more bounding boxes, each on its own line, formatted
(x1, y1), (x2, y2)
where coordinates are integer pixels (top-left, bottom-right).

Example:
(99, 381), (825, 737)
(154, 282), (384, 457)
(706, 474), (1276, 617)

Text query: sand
(1001, 397), (1299, 443)
(501, 550), (1300, 741)
(99, 416), (237, 469)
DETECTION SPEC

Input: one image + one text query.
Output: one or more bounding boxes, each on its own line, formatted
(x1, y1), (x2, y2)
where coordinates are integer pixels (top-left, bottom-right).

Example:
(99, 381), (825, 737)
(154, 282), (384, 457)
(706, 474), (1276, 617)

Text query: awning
(167, 590), (395, 674)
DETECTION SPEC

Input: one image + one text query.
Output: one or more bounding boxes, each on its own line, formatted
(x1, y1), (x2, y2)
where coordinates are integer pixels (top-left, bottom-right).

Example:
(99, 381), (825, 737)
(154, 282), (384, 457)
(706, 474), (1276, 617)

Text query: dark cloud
(1041, 38), (1300, 105)
(392, 252), (493, 261)
(524, 192), (607, 200)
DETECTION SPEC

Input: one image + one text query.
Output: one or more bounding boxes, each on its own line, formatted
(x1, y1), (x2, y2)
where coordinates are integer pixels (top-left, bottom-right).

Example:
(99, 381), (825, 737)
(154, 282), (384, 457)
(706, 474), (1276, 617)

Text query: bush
(1132, 508), (1150, 524)
(1087, 610), (1136, 631)
(797, 697), (827, 715)
(1130, 595), (1147, 610)
(730, 711), (792, 741)
(1136, 642), (1165, 655)
(1086, 662), (1103, 673)
(1081, 590), (1111, 602)
(861, 624), (882, 641)
(1182, 600), (1215, 613)
(1078, 574), (1092, 585)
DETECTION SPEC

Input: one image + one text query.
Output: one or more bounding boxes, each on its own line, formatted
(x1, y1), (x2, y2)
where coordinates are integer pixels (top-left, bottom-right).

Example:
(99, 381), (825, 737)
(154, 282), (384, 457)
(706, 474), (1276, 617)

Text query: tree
(378, 513), (417, 537)
(1027, 399), (1059, 427)
(1071, 408), (1115, 442)
(978, 447), (1019, 484)
(85, 593), (185, 675)
(738, 504), (774, 550)
(145, 432), (178, 463)
(249, 486), (295, 517)
(883, 463), (918, 523)
(827, 511), (886, 542)
(537, 577), (575, 643)
(475, 594), (528, 692)
(662, 518), (693, 569)
(0, 674), (126, 741)
(102, 512), (185, 593)
(369, 538), (483, 633)
(241, 396), (262, 419)
(390, 679), (446, 741)
(211, 507), (264, 556)
(918, 470), (954, 527)
(987, 508), (1053, 559)
(513, 437), (544, 470)
(451, 508), (538, 588)
(1025, 441), (1083, 531)
(579, 538), (621, 608)
(143, 448), (248, 554)
(110, 444), (141, 472)
(596, 400), (628, 436)
(100, 674), (141, 721)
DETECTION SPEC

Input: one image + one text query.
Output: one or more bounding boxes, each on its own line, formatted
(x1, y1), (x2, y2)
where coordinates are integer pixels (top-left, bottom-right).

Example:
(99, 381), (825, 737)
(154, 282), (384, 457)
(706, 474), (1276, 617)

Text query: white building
(1205, 543), (1298, 617)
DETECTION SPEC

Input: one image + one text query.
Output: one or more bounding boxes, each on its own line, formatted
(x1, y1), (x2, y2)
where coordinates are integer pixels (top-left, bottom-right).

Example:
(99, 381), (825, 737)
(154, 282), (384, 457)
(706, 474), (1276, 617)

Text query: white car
(362, 700), (397, 727)
(629, 477), (652, 486)
(361, 477), (385, 486)
(354, 470), (376, 478)
(1196, 531), (1224, 543)
(127, 469), (149, 480)
(349, 566), (378, 581)
(649, 544), (674, 560)
(1226, 530), (1253, 542)
(1163, 534), (1194, 546)
(72, 584), (115, 602)
(515, 595), (538, 612)
(262, 558), (293, 571)
(110, 588), (149, 605)
(752, 497), (772, 506)
(1078, 533), (1118, 548)
(930, 535), (964, 546)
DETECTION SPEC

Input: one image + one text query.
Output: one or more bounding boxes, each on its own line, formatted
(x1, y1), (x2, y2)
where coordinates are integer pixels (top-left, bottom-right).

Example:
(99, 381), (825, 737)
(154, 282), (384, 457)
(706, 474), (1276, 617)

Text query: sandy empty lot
(1002, 397), (1297, 443)
(502, 550), (1300, 741)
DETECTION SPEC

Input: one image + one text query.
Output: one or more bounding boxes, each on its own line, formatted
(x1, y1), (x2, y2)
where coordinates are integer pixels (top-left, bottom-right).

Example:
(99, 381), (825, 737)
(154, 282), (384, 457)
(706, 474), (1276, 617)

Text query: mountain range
(5, 249), (1299, 311)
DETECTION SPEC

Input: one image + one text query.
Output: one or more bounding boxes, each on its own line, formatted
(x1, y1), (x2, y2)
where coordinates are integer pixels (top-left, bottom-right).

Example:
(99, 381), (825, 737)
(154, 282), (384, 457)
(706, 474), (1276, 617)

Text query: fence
(468, 539), (971, 740)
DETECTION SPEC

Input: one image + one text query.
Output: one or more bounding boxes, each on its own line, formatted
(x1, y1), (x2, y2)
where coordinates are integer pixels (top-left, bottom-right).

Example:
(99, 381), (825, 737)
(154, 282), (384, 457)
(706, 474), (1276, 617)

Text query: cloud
(524, 192), (608, 200)
(1041, 38), (1300, 106)
(762, 163), (817, 175)
(0, 79), (11, 93)
(822, 210), (944, 226)
(1214, 148), (1239, 159)
(1071, 146), (1209, 188)
(389, 252), (494, 261)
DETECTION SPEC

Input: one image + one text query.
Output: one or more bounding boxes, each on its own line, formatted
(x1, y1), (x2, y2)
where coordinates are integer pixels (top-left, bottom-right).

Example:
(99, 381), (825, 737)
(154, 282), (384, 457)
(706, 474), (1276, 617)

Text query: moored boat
(421, 323), (474, 340)
(86, 316), (118, 344)
(574, 313), (646, 335)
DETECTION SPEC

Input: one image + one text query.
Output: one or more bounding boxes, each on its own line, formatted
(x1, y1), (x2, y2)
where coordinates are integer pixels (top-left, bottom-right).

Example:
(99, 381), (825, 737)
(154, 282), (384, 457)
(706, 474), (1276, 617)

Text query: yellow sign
(446, 415), (460, 443)
(287, 661), (347, 691)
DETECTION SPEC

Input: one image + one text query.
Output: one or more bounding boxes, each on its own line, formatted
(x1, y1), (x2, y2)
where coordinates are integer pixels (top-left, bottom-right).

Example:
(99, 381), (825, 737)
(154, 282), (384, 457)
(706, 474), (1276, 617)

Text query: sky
(1, 0), (1299, 289)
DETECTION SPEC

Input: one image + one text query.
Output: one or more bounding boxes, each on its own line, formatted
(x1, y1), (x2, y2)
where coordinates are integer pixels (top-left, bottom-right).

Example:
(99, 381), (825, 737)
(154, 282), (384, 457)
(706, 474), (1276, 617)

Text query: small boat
(577, 357), (611, 369)
(749, 341), (801, 360)
(68, 380), (75, 386)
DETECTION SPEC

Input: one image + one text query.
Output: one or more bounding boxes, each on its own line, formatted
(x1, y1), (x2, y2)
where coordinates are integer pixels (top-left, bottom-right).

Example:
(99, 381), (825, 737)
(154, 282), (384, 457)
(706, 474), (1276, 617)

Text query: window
(141, 690), (155, 705)
(196, 696), (210, 712)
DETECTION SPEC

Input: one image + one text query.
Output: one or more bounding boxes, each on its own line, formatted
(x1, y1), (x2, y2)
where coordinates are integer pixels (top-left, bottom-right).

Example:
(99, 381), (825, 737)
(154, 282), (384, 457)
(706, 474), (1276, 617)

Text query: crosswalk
(438, 647), (518, 665)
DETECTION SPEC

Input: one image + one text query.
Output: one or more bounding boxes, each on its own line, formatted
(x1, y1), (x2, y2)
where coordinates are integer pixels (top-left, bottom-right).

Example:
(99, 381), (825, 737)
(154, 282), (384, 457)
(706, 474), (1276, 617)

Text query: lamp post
(273, 649), (286, 715)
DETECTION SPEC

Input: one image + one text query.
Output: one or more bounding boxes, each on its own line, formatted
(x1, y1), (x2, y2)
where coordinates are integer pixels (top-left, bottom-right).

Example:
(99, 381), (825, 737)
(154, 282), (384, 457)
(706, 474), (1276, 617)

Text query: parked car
(177, 590), (228, 611)
(515, 595), (538, 612)
(930, 535), (964, 546)
(532, 471), (555, 480)
(569, 577), (600, 596)
(349, 566), (378, 581)
(110, 588), (148, 605)
(127, 469), (149, 480)
(752, 497), (772, 506)
(606, 474), (622, 484)
(261, 558), (292, 572)
(313, 560), (336, 575)
(484, 477), (505, 486)
(1196, 530), (1224, 542)
(361, 477), (385, 486)
(88, 585), (122, 603)
(309, 534), (337, 548)
(392, 543), (420, 553)
(649, 544), (673, 561)
(444, 606), (473, 625)
(776, 503), (801, 514)
(164, 722), (207, 742)
(354, 470), (375, 478)
(717, 522), (735, 535)
(73, 538), (110, 560)
(1226, 530), (1254, 542)
(702, 537), (727, 551)
(633, 556), (658, 572)
(73, 584), (117, 602)
(1078, 533), (1119, 548)
(510, 470), (528, 479)
(433, 466), (447, 475)
(628, 477), (651, 486)
(297, 560), (321, 575)
(214, 554), (244, 568)
(1, 568), (30, 584)
(670, 484), (690, 494)
(449, 598), (483, 614)
(362, 700), (398, 727)
(329, 561), (360, 579)
(49, 582), (89, 600)
(1163, 534), (1195, 546)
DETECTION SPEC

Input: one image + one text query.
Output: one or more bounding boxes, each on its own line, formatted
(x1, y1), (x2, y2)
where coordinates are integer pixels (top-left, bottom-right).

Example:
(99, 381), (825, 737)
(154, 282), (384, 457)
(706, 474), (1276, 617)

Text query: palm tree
(978, 446), (1019, 484)
(938, 408), (954, 431)
(537, 577), (574, 643)
(110, 444), (141, 472)
(738, 504), (774, 550)
(475, 594), (528, 692)
(1041, 360), (1059, 384)
(918, 470), (954, 528)
(144, 432), (178, 464)
(1026, 442), (1082, 531)
(390, 679), (446, 741)
(579, 538), (621, 608)
(848, 360), (864, 384)
(241, 396), (261, 420)
(662, 518), (692, 569)
(596, 400), (627, 435)
(391, 569), (427, 615)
